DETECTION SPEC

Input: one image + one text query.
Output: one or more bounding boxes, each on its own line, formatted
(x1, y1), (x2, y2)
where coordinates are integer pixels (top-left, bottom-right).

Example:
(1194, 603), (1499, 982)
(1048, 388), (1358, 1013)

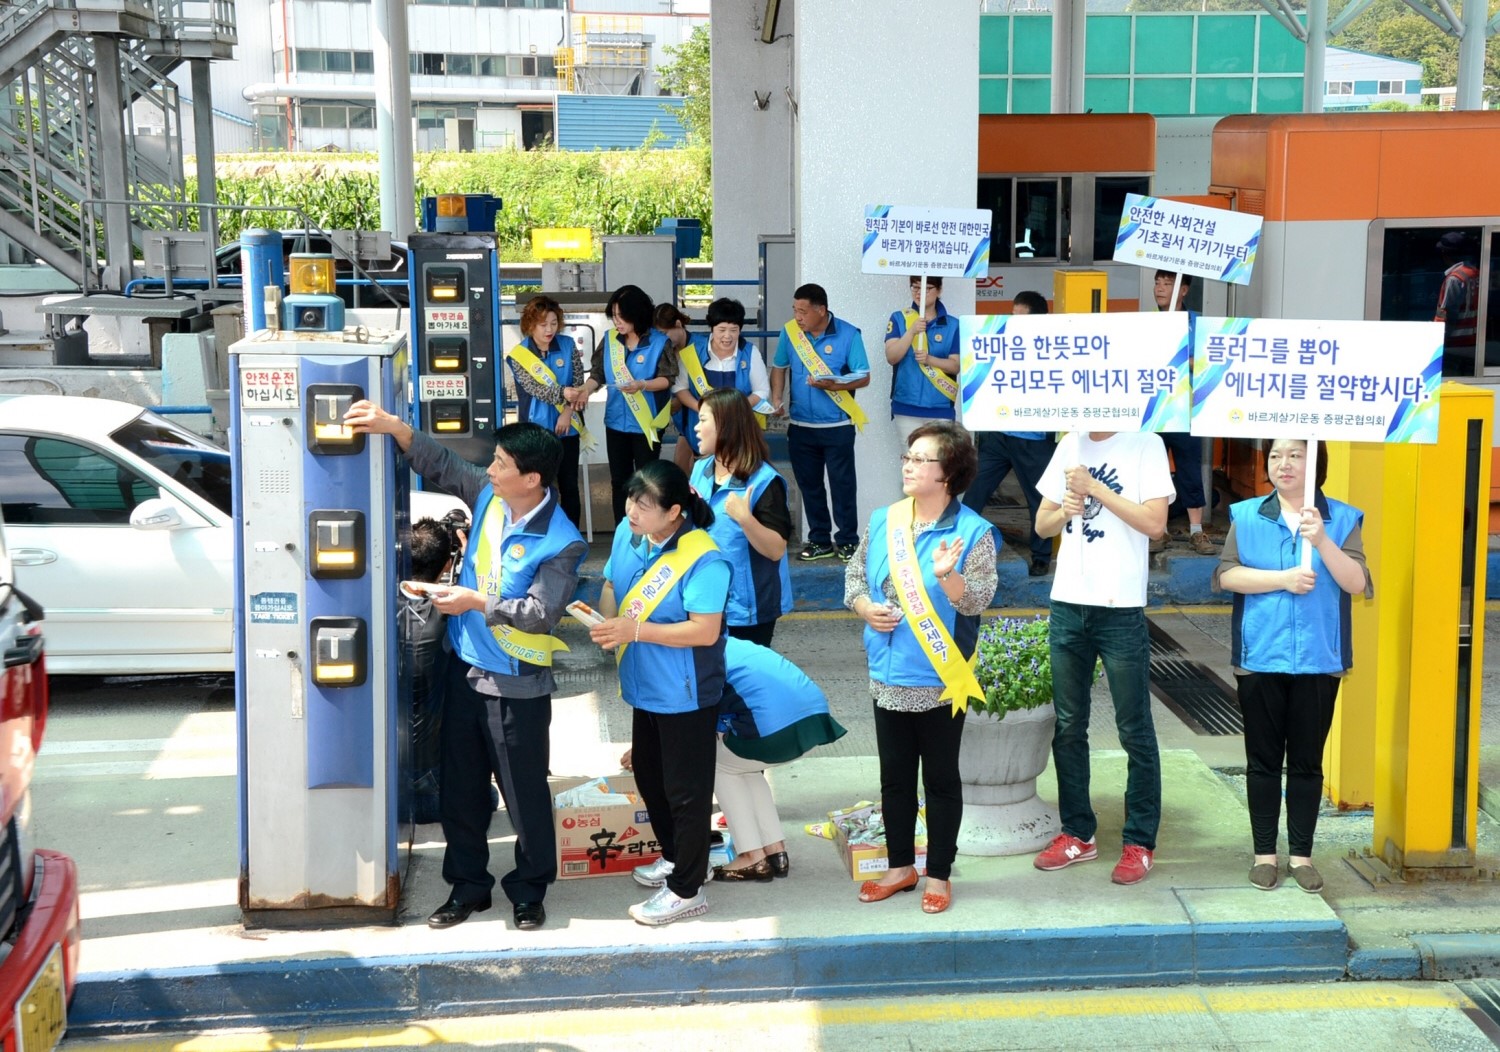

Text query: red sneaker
(1111, 844), (1154, 885)
(1033, 833), (1098, 871)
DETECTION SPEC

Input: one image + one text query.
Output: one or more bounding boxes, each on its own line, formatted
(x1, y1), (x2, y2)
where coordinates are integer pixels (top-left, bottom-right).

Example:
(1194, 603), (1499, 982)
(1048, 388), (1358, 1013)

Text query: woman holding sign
(844, 422), (997, 914)
(582, 285), (679, 524)
(1215, 439), (1372, 894)
(506, 295), (586, 528)
(591, 461), (730, 926)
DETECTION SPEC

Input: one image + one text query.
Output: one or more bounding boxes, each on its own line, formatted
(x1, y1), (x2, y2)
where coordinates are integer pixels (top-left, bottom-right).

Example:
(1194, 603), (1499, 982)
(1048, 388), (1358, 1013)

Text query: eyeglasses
(900, 453), (939, 466)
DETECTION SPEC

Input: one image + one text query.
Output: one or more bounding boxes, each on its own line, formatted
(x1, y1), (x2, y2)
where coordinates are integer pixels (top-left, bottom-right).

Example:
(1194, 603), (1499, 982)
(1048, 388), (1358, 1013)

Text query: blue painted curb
(68, 918), (1349, 1035)
(1347, 946), (1422, 981)
(1413, 934), (1500, 980)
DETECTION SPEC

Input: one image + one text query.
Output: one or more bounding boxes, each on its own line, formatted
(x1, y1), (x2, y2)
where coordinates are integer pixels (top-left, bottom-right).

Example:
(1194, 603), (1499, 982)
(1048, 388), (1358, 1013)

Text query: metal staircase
(0, 0), (235, 288)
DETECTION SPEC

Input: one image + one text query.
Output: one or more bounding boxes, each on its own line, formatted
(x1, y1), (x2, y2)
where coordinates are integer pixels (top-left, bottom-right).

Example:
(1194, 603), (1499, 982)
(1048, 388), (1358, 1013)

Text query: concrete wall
(794, 0), (979, 516)
(709, 0), (795, 288)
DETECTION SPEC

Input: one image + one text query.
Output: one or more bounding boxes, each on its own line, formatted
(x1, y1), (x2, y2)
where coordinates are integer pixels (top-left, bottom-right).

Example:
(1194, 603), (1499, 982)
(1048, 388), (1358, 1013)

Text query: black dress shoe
(513, 901), (547, 930)
(713, 857), (773, 882)
(427, 895), (491, 929)
(1029, 558), (1050, 577)
(767, 851), (790, 878)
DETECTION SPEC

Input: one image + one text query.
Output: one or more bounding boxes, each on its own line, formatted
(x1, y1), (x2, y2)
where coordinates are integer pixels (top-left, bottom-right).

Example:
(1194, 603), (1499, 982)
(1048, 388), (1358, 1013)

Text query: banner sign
(862, 205), (992, 278)
(1190, 318), (1443, 444)
(1113, 193), (1262, 286)
(959, 312), (1191, 433)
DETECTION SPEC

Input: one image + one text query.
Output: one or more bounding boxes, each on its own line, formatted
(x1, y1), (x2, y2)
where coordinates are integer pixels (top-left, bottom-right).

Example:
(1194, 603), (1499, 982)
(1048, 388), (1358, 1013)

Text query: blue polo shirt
(772, 314), (869, 426)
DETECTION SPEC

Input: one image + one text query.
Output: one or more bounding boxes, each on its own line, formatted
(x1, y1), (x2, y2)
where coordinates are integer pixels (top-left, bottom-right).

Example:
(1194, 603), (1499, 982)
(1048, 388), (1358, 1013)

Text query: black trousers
(631, 705), (718, 898)
(961, 432), (1057, 562)
(874, 701), (966, 881)
(556, 432), (581, 529)
(727, 620), (778, 647)
(439, 659), (555, 905)
(1237, 671), (1340, 857)
(606, 427), (662, 524)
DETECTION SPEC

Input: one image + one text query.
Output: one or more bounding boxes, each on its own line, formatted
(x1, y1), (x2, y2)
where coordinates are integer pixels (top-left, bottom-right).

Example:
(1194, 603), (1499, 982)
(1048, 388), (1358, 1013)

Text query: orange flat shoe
(921, 880), (952, 914)
(858, 870), (919, 903)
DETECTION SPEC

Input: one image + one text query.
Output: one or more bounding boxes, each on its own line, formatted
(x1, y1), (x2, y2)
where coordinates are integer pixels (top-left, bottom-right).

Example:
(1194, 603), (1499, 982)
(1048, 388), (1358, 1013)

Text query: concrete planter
(956, 702), (1059, 857)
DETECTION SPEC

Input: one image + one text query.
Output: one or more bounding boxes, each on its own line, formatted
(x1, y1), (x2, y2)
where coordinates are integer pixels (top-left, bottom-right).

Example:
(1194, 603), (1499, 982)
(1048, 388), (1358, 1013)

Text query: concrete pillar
(372, 0), (415, 237)
(795, 0), (979, 516)
(1456, 0), (1486, 111)
(93, 37), (133, 290)
(190, 60), (219, 242)
(1302, 0), (1327, 114)
(1050, 0), (1086, 115)
(710, 0), (795, 291)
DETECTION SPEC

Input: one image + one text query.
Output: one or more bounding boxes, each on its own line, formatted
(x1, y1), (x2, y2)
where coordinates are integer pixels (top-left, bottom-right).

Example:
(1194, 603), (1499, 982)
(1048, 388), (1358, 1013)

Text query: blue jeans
(787, 423), (858, 547)
(1048, 600), (1161, 851)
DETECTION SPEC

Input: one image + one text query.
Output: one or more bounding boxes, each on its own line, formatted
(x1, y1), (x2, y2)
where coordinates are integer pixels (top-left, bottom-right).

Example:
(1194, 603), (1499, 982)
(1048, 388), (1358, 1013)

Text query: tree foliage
(656, 24), (711, 145)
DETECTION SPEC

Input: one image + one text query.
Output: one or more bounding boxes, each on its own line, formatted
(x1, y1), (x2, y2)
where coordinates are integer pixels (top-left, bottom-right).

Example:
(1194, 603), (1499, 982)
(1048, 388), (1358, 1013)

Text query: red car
(0, 514), (79, 1052)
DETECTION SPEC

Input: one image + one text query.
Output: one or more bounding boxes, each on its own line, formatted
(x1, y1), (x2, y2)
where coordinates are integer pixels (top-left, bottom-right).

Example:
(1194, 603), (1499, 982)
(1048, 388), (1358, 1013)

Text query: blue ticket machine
(231, 324), (411, 928)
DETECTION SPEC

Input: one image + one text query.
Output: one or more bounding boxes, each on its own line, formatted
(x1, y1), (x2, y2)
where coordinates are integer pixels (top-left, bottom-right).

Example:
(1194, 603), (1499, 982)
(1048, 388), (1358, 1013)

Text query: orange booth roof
(979, 113), (1155, 175)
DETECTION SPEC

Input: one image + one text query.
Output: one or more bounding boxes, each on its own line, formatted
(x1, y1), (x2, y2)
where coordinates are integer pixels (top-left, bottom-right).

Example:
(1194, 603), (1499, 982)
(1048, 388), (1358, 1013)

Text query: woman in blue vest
(582, 285), (678, 524)
(690, 388), (792, 647)
(507, 295), (585, 527)
(592, 461), (730, 926)
(655, 302), (699, 477)
(844, 422), (997, 915)
(674, 298), (772, 461)
(1216, 438), (1372, 895)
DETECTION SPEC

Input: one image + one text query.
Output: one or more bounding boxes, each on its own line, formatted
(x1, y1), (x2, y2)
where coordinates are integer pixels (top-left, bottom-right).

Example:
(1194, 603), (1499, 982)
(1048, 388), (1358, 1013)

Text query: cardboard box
(551, 775), (661, 879)
(834, 823), (927, 881)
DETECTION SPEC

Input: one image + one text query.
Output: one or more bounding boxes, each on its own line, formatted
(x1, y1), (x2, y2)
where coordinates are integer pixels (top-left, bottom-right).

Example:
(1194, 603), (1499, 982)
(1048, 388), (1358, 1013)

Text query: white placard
(424, 306), (470, 333)
(959, 313), (1192, 433)
(862, 205), (992, 278)
(239, 364), (300, 409)
(1113, 193), (1262, 286)
(419, 375), (469, 402)
(1190, 318), (1443, 444)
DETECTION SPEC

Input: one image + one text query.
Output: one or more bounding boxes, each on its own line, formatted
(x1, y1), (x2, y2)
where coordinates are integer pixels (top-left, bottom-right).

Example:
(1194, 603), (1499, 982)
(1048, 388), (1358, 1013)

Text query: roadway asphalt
(39, 512), (1500, 1039)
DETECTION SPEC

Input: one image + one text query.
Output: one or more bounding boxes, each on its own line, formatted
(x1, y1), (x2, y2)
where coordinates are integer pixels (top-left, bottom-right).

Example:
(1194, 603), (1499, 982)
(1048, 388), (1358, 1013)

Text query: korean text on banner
(958, 312), (1192, 433)
(1190, 318), (1444, 444)
(863, 205), (992, 278)
(1113, 193), (1262, 286)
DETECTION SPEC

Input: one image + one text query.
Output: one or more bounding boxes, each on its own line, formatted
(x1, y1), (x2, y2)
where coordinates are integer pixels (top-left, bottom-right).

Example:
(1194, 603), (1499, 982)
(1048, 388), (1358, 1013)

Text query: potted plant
(956, 615), (1062, 857)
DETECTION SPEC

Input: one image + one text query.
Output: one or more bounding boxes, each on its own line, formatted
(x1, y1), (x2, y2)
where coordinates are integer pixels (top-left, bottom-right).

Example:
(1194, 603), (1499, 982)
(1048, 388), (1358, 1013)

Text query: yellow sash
(608, 332), (673, 446)
(473, 498), (570, 667)
(615, 528), (718, 665)
(680, 344), (711, 397)
(784, 321), (870, 430)
(901, 309), (957, 403)
(885, 499), (984, 716)
(505, 344), (597, 450)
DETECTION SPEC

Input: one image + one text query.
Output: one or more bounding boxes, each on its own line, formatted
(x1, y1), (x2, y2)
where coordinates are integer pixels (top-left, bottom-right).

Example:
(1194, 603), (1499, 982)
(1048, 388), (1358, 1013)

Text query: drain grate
(1455, 980), (1500, 1042)
(1147, 620), (1243, 736)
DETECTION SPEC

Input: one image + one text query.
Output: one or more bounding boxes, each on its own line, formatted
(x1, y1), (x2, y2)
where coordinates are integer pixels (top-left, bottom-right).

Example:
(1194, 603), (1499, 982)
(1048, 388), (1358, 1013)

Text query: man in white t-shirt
(1030, 431), (1174, 885)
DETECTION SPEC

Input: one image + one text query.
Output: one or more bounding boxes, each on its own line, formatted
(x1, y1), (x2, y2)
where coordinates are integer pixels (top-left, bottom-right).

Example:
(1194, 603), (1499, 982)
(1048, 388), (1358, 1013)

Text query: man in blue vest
(345, 403), (587, 932)
(769, 283), (871, 562)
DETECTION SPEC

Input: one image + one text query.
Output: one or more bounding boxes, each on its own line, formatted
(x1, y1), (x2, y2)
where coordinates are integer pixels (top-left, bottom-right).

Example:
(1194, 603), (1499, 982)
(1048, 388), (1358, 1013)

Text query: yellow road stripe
(67, 983), (1478, 1051)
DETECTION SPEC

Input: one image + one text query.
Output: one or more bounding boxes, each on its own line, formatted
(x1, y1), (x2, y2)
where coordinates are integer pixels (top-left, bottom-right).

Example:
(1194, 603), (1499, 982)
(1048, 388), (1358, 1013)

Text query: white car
(0, 395), (464, 675)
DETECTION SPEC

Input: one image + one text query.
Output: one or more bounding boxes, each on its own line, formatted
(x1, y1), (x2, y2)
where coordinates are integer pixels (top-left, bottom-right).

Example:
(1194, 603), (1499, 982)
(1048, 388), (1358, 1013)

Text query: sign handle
(1300, 437), (1318, 571)
(1166, 272), (1182, 313)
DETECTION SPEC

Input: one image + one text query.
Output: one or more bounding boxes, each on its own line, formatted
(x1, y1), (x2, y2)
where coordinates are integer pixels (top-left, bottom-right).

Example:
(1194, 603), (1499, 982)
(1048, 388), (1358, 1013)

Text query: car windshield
(110, 413), (232, 515)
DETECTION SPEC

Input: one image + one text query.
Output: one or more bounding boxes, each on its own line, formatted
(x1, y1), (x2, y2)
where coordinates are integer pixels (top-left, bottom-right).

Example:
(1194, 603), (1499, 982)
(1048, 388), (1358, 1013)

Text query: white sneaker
(632, 857), (675, 888)
(628, 886), (708, 926)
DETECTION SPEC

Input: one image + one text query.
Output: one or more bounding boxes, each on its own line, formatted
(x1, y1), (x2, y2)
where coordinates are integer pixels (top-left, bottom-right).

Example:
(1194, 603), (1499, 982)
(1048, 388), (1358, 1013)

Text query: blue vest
(510, 333), (577, 432)
(689, 457), (793, 626)
(677, 334), (756, 455)
(716, 637), (829, 739)
(862, 500), (994, 688)
(887, 302), (958, 418)
(1228, 492), (1364, 675)
(605, 518), (729, 714)
(448, 491), (586, 676)
(777, 315), (865, 426)
(603, 328), (671, 433)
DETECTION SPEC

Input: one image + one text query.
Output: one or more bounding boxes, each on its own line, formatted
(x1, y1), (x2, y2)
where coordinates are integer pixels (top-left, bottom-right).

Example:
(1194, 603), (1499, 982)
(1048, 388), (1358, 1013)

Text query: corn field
(190, 146), (713, 261)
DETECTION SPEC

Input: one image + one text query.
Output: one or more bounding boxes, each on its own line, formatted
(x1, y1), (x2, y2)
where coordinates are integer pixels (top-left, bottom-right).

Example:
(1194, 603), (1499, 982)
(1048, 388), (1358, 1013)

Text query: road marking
(34, 758), (232, 780)
(40, 737), (236, 756)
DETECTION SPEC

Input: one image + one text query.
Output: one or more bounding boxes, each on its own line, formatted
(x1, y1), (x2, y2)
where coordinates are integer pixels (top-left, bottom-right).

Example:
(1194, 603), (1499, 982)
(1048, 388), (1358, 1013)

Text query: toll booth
(231, 321), (411, 927)
(408, 231), (503, 467)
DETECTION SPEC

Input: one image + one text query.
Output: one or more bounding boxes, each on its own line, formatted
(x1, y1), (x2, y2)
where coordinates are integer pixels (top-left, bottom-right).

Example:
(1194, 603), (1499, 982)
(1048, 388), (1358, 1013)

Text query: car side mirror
(130, 498), (185, 531)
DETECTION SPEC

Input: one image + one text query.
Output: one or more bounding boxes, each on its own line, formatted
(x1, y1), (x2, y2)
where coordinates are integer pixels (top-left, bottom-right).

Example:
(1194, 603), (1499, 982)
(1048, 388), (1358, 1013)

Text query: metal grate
(1147, 620), (1243, 735)
(1455, 981), (1500, 1042)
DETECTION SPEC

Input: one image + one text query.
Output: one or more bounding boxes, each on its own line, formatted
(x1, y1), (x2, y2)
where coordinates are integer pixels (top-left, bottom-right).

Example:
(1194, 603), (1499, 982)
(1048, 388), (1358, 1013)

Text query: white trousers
(714, 737), (783, 854)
